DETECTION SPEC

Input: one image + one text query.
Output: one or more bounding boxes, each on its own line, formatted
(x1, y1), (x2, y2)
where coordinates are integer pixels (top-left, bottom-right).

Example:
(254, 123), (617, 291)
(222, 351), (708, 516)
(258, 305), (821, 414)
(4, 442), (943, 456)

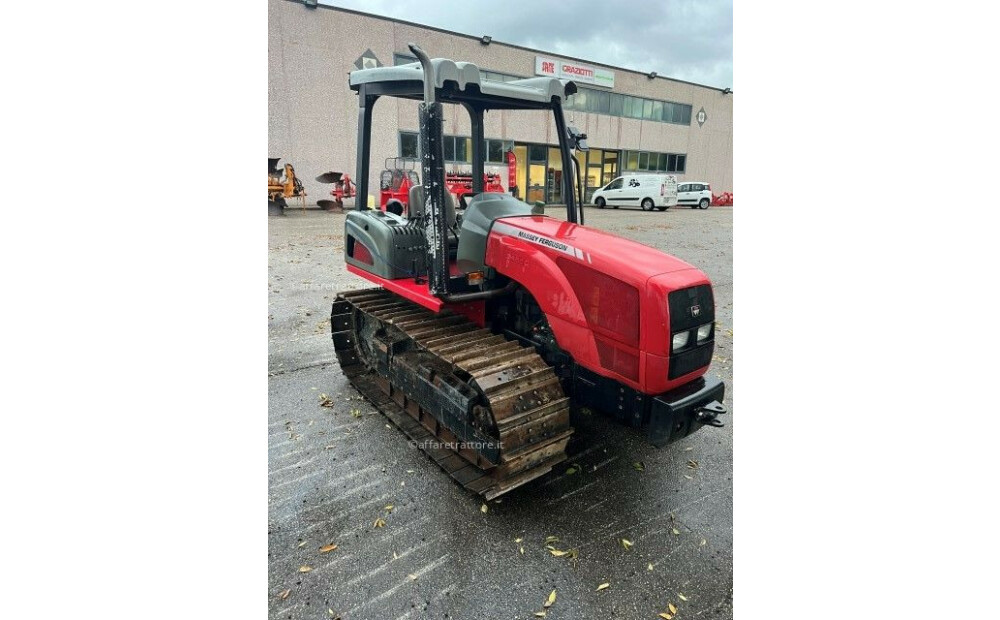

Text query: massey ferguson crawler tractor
(331, 45), (726, 499)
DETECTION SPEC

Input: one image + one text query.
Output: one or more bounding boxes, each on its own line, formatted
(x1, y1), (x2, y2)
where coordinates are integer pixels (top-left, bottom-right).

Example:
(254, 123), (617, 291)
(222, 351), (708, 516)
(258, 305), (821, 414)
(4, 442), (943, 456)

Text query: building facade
(268, 0), (733, 206)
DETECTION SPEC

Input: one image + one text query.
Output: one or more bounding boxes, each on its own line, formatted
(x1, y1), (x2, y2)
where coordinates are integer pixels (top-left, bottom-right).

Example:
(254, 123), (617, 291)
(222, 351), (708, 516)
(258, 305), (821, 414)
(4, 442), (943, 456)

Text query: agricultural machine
(268, 157), (306, 215)
(316, 171), (356, 212)
(380, 156), (514, 216)
(331, 45), (726, 499)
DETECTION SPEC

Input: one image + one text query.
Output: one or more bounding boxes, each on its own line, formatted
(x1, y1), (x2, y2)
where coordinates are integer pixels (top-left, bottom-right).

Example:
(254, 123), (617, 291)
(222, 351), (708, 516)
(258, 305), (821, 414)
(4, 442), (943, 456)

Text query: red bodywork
(379, 151), (517, 210)
(346, 214), (711, 397)
(445, 172), (505, 204)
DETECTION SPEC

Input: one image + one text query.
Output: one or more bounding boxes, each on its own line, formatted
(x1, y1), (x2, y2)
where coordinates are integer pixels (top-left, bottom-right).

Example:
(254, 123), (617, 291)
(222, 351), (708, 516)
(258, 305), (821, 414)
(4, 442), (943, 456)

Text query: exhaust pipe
(408, 43), (450, 297)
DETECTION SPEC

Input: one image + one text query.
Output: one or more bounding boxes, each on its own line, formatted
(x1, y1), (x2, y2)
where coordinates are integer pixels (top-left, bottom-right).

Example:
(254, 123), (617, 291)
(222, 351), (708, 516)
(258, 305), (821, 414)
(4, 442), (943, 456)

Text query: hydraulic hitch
(694, 400), (727, 428)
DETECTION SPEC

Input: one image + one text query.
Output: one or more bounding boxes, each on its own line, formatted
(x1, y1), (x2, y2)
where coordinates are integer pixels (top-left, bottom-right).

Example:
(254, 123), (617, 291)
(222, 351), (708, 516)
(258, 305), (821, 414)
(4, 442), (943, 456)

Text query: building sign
(696, 107), (707, 127)
(535, 56), (615, 89)
(354, 49), (382, 70)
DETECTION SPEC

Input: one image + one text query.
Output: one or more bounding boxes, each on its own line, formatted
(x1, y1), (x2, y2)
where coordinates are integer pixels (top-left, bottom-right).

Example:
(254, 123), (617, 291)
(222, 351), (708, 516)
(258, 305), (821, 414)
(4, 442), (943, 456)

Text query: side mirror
(566, 124), (589, 152)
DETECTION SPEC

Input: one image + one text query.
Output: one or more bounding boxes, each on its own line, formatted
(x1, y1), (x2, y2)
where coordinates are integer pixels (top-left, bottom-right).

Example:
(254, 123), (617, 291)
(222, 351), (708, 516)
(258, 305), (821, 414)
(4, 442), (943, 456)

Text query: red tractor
(331, 45), (726, 499)
(382, 157), (515, 215)
(379, 157), (421, 216)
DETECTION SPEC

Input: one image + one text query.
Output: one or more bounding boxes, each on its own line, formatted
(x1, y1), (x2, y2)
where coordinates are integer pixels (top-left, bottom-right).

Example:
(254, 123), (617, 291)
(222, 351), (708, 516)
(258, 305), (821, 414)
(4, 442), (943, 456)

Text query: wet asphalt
(268, 204), (734, 620)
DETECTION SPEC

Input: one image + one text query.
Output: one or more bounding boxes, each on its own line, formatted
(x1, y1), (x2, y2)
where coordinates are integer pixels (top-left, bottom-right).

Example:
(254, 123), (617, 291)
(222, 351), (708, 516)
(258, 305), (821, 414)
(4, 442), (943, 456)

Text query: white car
(677, 181), (713, 209)
(592, 173), (677, 211)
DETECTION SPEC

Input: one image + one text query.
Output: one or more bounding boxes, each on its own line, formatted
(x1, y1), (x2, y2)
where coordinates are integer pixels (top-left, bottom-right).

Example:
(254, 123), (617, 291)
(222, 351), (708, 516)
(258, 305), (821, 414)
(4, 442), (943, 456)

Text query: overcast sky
(320, 0), (733, 89)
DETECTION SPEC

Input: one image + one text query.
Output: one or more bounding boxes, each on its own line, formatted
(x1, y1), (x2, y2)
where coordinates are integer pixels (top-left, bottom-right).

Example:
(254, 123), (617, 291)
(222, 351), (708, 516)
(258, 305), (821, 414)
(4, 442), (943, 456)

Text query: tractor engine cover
(344, 210), (427, 279)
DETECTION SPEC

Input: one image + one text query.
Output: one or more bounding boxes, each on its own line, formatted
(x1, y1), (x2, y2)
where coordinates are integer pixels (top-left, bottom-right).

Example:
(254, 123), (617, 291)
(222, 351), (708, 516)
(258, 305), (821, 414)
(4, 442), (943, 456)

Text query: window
(394, 53), (417, 65)
(443, 137), (455, 161)
(675, 155), (686, 173)
(626, 150), (639, 170)
(400, 132), (418, 159)
(668, 154), (677, 172)
(607, 178), (623, 190)
(642, 99), (654, 120)
(657, 153), (668, 171)
(638, 152), (649, 170)
(529, 144), (547, 162)
(610, 93), (623, 116)
(487, 139), (503, 163)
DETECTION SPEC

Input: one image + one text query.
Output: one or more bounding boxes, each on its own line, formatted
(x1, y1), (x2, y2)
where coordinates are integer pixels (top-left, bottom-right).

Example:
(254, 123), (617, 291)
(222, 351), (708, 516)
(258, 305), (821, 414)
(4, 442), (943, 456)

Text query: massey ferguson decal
(492, 221), (591, 262)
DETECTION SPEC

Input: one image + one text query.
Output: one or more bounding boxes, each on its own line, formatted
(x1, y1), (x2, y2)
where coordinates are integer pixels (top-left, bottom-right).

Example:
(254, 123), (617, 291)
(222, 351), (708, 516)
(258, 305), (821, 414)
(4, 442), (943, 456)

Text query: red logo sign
(541, 61), (555, 74)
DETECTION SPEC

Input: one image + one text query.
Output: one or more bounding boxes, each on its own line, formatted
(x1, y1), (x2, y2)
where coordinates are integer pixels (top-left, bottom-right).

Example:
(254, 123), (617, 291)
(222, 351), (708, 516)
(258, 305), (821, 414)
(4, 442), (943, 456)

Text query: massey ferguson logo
(690, 304), (701, 317)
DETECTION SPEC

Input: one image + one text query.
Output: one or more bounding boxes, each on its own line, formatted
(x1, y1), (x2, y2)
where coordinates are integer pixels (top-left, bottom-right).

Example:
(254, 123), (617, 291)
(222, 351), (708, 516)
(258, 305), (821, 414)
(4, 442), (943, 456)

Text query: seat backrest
(407, 185), (457, 228)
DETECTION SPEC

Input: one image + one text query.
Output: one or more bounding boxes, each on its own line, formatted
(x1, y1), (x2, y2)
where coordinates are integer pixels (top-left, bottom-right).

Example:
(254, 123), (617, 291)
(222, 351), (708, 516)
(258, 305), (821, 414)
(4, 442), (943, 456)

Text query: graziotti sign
(535, 56), (615, 89)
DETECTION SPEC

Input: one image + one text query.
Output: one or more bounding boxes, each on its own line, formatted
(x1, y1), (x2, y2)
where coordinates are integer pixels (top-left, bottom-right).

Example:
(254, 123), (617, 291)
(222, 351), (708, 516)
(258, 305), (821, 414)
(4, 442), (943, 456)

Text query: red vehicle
(379, 157), (421, 215)
(381, 157), (515, 214)
(332, 45), (726, 499)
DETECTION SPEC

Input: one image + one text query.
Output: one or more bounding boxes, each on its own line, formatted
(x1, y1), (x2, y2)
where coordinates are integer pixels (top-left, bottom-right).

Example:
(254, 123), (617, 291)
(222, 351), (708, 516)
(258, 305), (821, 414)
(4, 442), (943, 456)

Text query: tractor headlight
(697, 323), (712, 343)
(672, 331), (689, 352)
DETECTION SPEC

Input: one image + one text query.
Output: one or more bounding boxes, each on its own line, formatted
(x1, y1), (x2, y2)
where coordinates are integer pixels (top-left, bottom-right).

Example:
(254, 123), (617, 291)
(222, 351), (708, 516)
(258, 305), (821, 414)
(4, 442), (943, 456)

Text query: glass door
(603, 151), (619, 185)
(547, 146), (563, 204)
(526, 144), (547, 204)
(514, 145), (527, 201)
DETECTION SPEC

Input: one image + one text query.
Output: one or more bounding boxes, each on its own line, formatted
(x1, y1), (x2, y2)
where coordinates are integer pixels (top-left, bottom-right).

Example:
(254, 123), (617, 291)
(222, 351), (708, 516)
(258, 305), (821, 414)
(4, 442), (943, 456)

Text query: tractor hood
(487, 216), (701, 289)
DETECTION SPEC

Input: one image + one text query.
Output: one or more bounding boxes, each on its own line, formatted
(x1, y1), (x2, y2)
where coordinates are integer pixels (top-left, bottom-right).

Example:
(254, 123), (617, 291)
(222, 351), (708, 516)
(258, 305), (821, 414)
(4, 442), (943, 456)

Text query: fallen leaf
(545, 536), (560, 544)
(406, 469), (415, 473)
(351, 409), (362, 418)
(621, 538), (634, 550)
(481, 504), (488, 514)
(549, 549), (569, 557)
(278, 589), (290, 600)
(519, 546), (524, 554)
(679, 593), (688, 601)
(684, 475), (693, 480)
(534, 613), (546, 618)
(544, 589), (557, 608)
(596, 582), (610, 591)
(565, 465), (579, 475)
(669, 603), (678, 614)
(633, 461), (646, 471)
(659, 614), (672, 620)
(298, 566), (312, 573)
(297, 541), (307, 548)
(374, 518), (386, 528)
(684, 446), (693, 452)
(514, 537), (523, 543)
(672, 528), (680, 536)
(409, 573), (417, 581)
(319, 544), (338, 553)
(687, 460), (699, 469)
(385, 504), (394, 512)
(393, 551), (398, 559)
(700, 538), (707, 546)
(648, 563), (654, 571)
(328, 609), (340, 619)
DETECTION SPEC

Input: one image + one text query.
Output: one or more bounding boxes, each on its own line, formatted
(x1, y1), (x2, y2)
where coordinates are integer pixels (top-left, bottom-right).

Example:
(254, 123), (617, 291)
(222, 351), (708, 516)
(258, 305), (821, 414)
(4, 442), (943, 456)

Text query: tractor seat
(407, 185), (459, 257)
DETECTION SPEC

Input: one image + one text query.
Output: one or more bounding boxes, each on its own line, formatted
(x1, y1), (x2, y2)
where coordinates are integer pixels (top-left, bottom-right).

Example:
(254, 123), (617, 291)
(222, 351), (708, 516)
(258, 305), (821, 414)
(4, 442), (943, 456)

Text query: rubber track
(331, 288), (573, 499)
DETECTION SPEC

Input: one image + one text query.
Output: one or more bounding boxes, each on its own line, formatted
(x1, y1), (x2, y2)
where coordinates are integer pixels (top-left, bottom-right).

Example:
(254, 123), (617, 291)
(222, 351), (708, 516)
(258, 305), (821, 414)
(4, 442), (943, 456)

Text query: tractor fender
(485, 231), (602, 372)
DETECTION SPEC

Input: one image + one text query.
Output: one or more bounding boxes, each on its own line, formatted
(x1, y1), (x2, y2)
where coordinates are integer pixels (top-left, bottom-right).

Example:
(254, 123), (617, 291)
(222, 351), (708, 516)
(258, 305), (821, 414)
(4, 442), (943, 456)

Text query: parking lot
(268, 205), (733, 619)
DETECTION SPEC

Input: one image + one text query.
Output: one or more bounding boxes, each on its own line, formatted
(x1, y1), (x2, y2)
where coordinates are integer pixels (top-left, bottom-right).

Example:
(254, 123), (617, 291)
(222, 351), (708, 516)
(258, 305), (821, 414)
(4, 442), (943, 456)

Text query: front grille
(667, 285), (715, 379)
(668, 285), (714, 332)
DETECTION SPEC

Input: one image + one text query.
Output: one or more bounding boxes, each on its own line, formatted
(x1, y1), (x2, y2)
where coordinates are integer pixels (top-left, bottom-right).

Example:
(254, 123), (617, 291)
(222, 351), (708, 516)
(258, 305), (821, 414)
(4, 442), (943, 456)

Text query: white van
(592, 173), (678, 211)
